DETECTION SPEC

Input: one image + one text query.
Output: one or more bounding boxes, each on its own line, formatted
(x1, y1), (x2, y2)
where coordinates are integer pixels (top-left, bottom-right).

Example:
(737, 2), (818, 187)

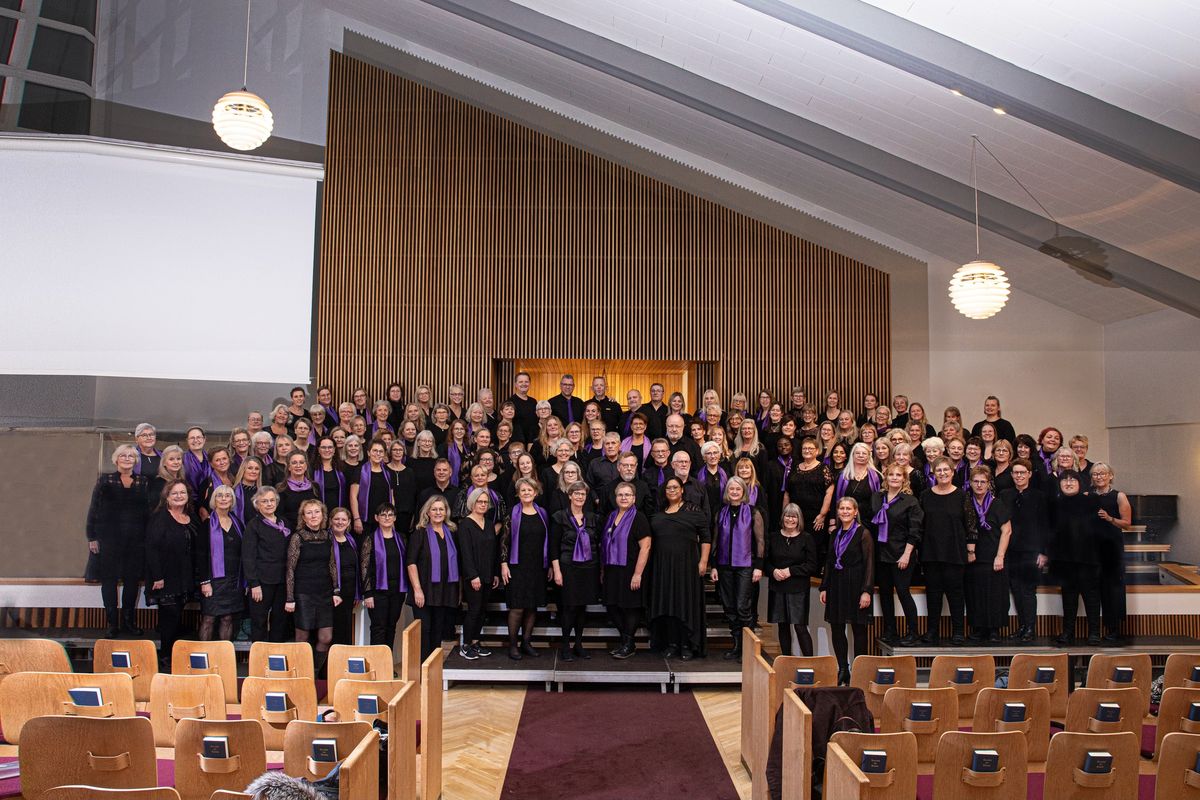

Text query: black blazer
(145, 510), (198, 596)
(243, 516), (291, 587)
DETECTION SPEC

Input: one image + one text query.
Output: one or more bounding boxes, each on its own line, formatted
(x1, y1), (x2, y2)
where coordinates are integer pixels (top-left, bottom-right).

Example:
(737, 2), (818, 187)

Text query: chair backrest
(173, 718), (267, 800)
(1154, 687), (1200, 760)
(849, 655), (918, 721)
(1155, 731), (1200, 800)
(42, 788), (181, 800)
(929, 655), (996, 720)
(0, 638), (71, 689)
(1043, 731), (1139, 799)
(248, 641), (315, 681)
(932, 730), (1027, 800)
(171, 640), (239, 704)
(1065, 687), (1145, 736)
(326, 643), (396, 701)
(19, 715), (158, 798)
(879, 686), (959, 762)
(332, 678), (409, 726)
(0, 671), (137, 744)
(400, 620), (423, 684)
(1163, 654), (1200, 692)
(1085, 653), (1152, 712)
(826, 731), (918, 800)
(740, 627), (764, 773)
(92, 638), (159, 703)
(1008, 653), (1069, 720)
(388, 680), (420, 800)
(772, 655), (840, 696)
(971, 687), (1052, 761)
(283, 719), (373, 781)
(239, 676), (319, 750)
(421, 647), (445, 800)
(339, 727), (381, 799)
(148, 673), (227, 747)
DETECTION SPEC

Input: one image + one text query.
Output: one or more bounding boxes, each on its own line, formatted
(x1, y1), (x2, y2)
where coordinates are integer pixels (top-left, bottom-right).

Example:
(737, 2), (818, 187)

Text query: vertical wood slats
(317, 53), (891, 407)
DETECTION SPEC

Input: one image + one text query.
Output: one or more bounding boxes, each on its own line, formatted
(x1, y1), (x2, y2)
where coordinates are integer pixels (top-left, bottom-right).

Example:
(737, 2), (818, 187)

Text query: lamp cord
(242, 0), (251, 90)
(971, 134), (1060, 245)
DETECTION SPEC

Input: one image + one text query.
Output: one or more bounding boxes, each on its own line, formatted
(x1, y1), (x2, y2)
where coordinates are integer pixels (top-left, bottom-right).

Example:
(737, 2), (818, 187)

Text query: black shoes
(573, 643), (591, 660)
(663, 644), (680, 659)
(508, 645), (522, 661)
(560, 645), (575, 662)
(951, 634), (966, 647)
(521, 642), (540, 658)
(121, 622), (143, 636)
(919, 631), (939, 646)
(837, 667), (851, 686)
(106, 626), (120, 638)
(474, 643), (493, 657)
(1087, 633), (1102, 646)
(679, 646), (695, 661)
(897, 634), (918, 647)
(458, 644), (479, 661)
(612, 638), (636, 660)
(1055, 632), (1075, 646)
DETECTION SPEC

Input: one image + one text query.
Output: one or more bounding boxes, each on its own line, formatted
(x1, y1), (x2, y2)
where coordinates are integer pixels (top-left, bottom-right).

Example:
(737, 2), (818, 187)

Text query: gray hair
(134, 422), (156, 437)
(209, 484), (235, 510)
(466, 487), (492, 511)
(111, 444), (139, 465)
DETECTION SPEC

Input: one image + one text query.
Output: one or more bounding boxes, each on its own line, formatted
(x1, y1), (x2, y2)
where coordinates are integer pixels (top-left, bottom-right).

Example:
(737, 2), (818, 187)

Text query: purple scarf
(287, 477), (312, 492)
(569, 514), (593, 563)
(332, 534), (359, 599)
(208, 514), (243, 582)
(184, 451), (210, 494)
(621, 414), (634, 438)
(602, 509), (638, 566)
(973, 491), (994, 531)
(261, 516), (290, 538)
(426, 525), (459, 583)
(777, 457), (792, 491)
(446, 443), (465, 487)
(133, 449), (161, 475)
(716, 505), (753, 567)
(314, 467), (346, 507)
(872, 493), (897, 543)
(757, 411), (771, 431)
(371, 420), (394, 436)
(621, 436), (650, 466)
(373, 528), (409, 592)
(836, 469), (881, 501)
(323, 403), (340, 426)
(923, 462), (936, 487)
(833, 522), (859, 571)
(357, 464), (394, 526)
(697, 466), (728, 496)
(509, 505), (549, 567)
(233, 483), (256, 524)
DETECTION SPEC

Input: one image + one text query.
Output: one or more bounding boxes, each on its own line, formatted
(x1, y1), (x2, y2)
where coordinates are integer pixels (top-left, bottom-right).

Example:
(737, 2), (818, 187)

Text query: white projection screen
(0, 136), (322, 383)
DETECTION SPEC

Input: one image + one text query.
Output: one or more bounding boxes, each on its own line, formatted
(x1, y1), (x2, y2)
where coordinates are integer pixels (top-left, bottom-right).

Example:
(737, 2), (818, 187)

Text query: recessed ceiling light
(949, 88), (963, 96)
(993, 107), (1007, 115)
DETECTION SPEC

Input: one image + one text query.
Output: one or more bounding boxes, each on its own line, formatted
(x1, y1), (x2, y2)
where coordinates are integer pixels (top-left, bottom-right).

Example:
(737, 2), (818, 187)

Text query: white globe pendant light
(212, 1), (272, 151)
(950, 136), (1010, 320)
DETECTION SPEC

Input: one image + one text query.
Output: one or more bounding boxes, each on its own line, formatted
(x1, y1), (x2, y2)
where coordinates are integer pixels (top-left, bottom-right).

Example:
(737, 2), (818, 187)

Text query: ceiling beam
(734, 0), (1200, 195)
(418, 0), (1200, 317)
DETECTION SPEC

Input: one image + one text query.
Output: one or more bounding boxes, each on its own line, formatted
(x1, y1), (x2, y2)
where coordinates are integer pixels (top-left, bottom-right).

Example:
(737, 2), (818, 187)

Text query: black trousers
(157, 603), (183, 661)
(1096, 537), (1127, 633)
(923, 561), (965, 637)
(413, 604), (455, 660)
(1008, 551), (1041, 630)
(101, 578), (140, 626)
(332, 595), (355, 645)
(369, 590), (407, 647)
(716, 566), (755, 636)
(462, 581), (489, 644)
(876, 560), (918, 636)
(248, 582), (289, 643)
(1058, 562), (1101, 637)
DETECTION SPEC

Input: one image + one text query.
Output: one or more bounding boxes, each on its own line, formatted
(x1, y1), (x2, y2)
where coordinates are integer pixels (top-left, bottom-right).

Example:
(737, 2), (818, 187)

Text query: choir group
(85, 375), (1132, 680)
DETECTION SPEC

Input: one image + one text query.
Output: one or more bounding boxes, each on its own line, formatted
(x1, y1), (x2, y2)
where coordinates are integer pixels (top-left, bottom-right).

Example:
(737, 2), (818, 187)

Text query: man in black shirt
(664, 413), (701, 466)
(548, 374), (586, 427)
(600, 452), (652, 517)
(643, 382), (670, 440)
(971, 395), (1017, 444)
(508, 371), (539, 443)
(588, 375), (623, 432)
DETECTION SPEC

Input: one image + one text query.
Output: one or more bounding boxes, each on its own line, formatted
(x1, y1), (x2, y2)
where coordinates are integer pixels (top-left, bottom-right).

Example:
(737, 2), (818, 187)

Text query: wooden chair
(173, 718), (268, 800)
(148, 673), (227, 746)
(1065, 687), (1146, 736)
(333, 678), (408, 726)
(338, 726), (381, 799)
(932, 730), (1027, 800)
(1163, 654), (1200, 691)
(239, 676), (319, 750)
(0, 638), (72, 689)
(1009, 653), (1069, 720)
(929, 654), (995, 721)
(879, 686), (958, 763)
(849, 655), (917, 722)
(171, 640), (239, 705)
(399, 620), (423, 684)
(326, 643), (395, 701)
(388, 680), (420, 800)
(248, 641), (315, 681)
(1086, 653), (1152, 713)
(823, 731), (918, 800)
(421, 647), (445, 800)
(284, 719), (373, 781)
(0, 671), (137, 744)
(1043, 731), (1139, 799)
(19, 715), (158, 798)
(1154, 687), (1200, 760)
(971, 687), (1052, 762)
(772, 655), (839, 694)
(42, 788), (181, 800)
(1154, 731), (1200, 799)
(93, 638), (159, 703)
(740, 627), (764, 773)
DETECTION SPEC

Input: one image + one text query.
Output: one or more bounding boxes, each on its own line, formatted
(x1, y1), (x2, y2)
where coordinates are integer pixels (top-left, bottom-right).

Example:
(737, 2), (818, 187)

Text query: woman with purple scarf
(197, 484), (245, 641)
(819, 497), (874, 686)
(406, 495), (462, 660)
(550, 482), (602, 662)
(329, 507), (360, 646)
(360, 503), (408, 647)
(242, 486), (291, 643)
(601, 482), (652, 659)
(284, 499), (340, 675)
(964, 465), (1012, 643)
(501, 477), (550, 660)
(709, 477), (765, 662)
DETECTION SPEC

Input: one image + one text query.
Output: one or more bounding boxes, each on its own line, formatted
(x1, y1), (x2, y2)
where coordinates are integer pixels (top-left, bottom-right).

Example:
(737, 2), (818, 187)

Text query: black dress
(502, 508), (549, 609)
(86, 472), (150, 580)
(286, 529), (337, 629)
(646, 506), (710, 653)
(819, 525), (874, 625)
(601, 511), (652, 609)
(197, 516), (245, 617)
(765, 530), (819, 623)
(145, 510), (198, 606)
(550, 510), (601, 607)
(785, 462), (833, 553)
(964, 493), (1012, 628)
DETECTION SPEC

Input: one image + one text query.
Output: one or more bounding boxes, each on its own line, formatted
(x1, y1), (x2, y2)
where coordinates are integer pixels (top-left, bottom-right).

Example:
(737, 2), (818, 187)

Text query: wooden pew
(0, 638), (71, 689)
(780, 690), (812, 800)
(1154, 687), (1200, 760)
(744, 647), (776, 800)
(849, 655), (917, 722)
(421, 647), (444, 800)
(972, 687), (1052, 762)
(388, 680), (419, 800)
(1154, 731), (1200, 799)
(171, 641), (238, 706)
(42, 788), (180, 800)
(340, 726), (382, 799)
(1043, 731), (1139, 799)
(879, 686), (958, 763)
(740, 627), (764, 773)
(147, 673), (227, 747)
(326, 643), (396, 701)
(400, 620), (423, 684)
(239, 676), (319, 750)
(284, 719), (373, 781)
(1009, 653), (1069, 721)
(929, 654), (995, 723)
(247, 641), (315, 681)
(1065, 687), (1146, 737)
(1086, 653), (1152, 714)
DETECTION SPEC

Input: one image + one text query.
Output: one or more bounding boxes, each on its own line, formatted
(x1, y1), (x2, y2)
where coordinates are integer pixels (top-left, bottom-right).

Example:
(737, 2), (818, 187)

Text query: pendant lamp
(948, 136), (1010, 320)
(212, 0), (273, 151)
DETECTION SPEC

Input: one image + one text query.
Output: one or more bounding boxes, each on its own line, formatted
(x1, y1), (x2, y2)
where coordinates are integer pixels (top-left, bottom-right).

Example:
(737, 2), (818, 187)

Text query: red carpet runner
(501, 688), (740, 800)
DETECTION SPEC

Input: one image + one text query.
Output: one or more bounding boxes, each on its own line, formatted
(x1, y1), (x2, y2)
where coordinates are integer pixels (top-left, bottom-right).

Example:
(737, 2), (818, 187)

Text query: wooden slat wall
(317, 53), (891, 408)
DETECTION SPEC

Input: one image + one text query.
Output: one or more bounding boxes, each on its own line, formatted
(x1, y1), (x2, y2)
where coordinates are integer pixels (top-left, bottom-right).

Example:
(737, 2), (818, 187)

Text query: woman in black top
(148, 445), (188, 516)
(459, 488), (500, 660)
(964, 466), (1012, 644)
(1090, 463), (1132, 641)
(242, 486), (291, 643)
(820, 497), (874, 685)
(551, 482), (601, 661)
(284, 499), (341, 674)
(918, 456), (977, 646)
(87, 444), (150, 637)
(501, 477), (550, 660)
(277, 452), (318, 531)
(646, 477), (711, 660)
(361, 503), (408, 648)
(783, 438), (835, 560)
(145, 478), (197, 666)
(329, 507), (359, 646)
(601, 482), (652, 659)
(710, 477), (765, 661)
(1049, 471), (1102, 644)
(764, 436), (794, 532)
(766, 503), (819, 657)
(386, 440), (418, 534)
(407, 495), (462, 660)
(197, 485), (244, 642)
(868, 464), (923, 646)
(313, 437), (348, 512)
(350, 441), (393, 539)
(232, 456), (264, 528)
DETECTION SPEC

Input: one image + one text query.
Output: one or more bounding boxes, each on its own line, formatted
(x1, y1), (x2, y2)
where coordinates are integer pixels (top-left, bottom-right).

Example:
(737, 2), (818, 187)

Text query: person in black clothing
(133, 422), (162, 477)
(242, 486), (291, 643)
(87, 444), (150, 637)
(313, 438), (348, 512)
(766, 503), (819, 657)
(547, 374), (587, 427)
(641, 439), (673, 500)
(407, 494), (462, 660)
(710, 477), (765, 661)
(820, 497), (874, 685)
(964, 466), (1012, 644)
(970, 396), (1017, 448)
(551, 482), (601, 661)
(646, 477), (711, 660)
(868, 464), (923, 646)
(764, 436), (794, 531)
(664, 413), (702, 467)
(601, 482), (652, 659)
(277, 451), (318, 531)
(197, 485), (244, 642)
(285, 499), (340, 675)
(329, 507), (360, 646)
(361, 504), (408, 648)
(599, 453), (652, 518)
(588, 376), (623, 433)
(459, 488), (500, 660)
(1049, 471), (1102, 645)
(501, 477), (551, 660)
(145, 478), (197, 666)
(350, 441), (393, 538)
(509, 371), (540, 443)
(1090, 463), (1132, 642)
(918, 456), (977, 646)
(1000, 458), (1048, 642)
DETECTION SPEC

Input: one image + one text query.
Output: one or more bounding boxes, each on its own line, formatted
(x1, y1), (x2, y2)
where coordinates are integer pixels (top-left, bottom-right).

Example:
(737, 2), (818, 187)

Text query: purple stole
(621, 413), (634, 438)
(777, 457), (792, 491)
(447, 443), (465, 487)
(314, 467), (346, 507)
(747, 484), (759, 507)
(757, 411), (770, 431)
(621, 436), (649, 466)
(697, 466), (728, 497)
(184, 451), (210, 494)
(602, 509), (638, 566)
(322, 403), (340, 425)
(923, 462), (936, 487)
(872, 493), (897, 543)
(286, 477), (312, 492)
(1039, 450), (1055, 475)
(208, 514), (244, 582)
(832, 522), (859, 570)
(332, 535), (359, 599)
(836, 469), (881, 501)
(233, 483), (256, 524)
(569, 514), (593, 562)
(715, 505), (753, 567)
(972, 491), (994, 531)
(357, 464), (394, 526)
(133, 449), (161, 475)
(509, 505), (549, 568)
(373, 528), (409, 592)
(371, 419), (394, 437)
(426, 526), (459, 583)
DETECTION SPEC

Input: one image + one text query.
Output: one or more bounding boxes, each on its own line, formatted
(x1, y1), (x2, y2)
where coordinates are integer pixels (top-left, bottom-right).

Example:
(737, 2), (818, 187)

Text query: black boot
(105, 607), (119, 639)
(522, 640), (540, 658)
(723, 638), (742, 661)
(613, 636), (636, 660)
(559, 642), (574, 662)
(837, 666), (851, 686)
(122, 616), (143, 636)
